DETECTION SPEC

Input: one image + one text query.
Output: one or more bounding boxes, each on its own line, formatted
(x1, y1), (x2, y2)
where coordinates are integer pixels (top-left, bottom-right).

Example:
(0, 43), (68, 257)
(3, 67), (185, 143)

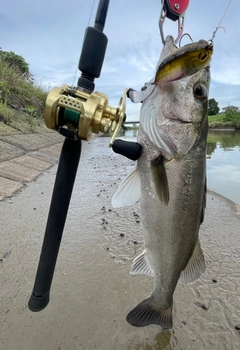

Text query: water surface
(207, 130), (240, 205)
(125, 128), (240, 206)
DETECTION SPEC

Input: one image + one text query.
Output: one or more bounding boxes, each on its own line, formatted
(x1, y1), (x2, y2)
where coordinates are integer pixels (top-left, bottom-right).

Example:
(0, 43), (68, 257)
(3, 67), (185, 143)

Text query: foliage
(22, 105), (38, 117)
(0, 101), (45, 132)
(223, 107), (240, 123)
(0, 80), (10, 103)
(0, 48), (30, 79)
(208, 111), (240, 129)
(208, 114), (225, 123)
(208, 98), (220, 116)
(0, 52), (48, 131)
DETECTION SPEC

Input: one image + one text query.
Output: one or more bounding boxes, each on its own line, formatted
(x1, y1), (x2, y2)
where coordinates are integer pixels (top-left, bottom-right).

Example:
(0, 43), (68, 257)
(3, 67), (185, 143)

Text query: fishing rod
(28, 0), (131, 312)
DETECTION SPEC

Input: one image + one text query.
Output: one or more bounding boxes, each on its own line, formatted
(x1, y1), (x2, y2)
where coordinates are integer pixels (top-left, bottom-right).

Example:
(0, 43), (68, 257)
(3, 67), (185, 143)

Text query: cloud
(209, 81), (240, 109)
(1, 0), (239, 116)
(211, 55), (240, 85)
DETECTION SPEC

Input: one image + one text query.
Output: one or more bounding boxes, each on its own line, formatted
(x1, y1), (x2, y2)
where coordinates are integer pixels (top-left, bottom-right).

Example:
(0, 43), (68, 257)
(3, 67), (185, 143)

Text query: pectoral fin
(180, 239), (206, 284)
(112, 166), (141, 208)
(151, 156), (169, 205)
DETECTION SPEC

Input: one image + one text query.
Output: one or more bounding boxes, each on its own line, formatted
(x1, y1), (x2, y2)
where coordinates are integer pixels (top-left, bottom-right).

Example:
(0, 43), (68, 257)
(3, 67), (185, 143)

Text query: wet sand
(0, 136), (240, 350)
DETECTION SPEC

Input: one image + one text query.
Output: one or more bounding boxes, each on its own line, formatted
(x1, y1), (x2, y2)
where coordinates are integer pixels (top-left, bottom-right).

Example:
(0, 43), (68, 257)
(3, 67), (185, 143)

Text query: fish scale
(112, 35), (211, 328)
(131, 124), (207, 326)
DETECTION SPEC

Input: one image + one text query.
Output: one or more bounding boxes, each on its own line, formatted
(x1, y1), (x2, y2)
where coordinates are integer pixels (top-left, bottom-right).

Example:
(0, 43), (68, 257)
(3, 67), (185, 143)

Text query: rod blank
(28, 138), (81, 312)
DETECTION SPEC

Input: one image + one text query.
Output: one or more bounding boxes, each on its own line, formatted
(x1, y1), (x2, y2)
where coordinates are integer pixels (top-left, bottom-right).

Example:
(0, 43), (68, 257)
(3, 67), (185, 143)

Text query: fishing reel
(44, 85), (127, 147)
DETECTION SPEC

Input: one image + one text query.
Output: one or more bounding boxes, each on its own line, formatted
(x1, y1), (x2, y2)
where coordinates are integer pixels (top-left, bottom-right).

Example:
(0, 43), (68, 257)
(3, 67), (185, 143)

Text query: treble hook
(179, 33), (193, 47)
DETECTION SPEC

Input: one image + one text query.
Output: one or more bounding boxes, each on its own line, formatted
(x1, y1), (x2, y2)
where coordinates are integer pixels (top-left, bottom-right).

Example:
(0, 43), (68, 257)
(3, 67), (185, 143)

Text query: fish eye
(198, 51), (208, 62)
(194, 84), (207, 100)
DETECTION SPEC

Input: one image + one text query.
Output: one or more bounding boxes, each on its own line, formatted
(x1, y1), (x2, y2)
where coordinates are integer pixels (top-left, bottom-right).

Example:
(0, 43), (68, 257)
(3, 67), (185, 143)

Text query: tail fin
(126, 296), (172, 329)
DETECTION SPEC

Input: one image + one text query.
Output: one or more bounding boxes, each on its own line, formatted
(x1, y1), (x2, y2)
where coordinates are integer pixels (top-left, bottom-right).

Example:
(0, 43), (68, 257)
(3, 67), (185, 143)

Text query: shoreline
(208, 127), (238, 131)
(1, 127), (239, 207)
(0, 136), (240, 350)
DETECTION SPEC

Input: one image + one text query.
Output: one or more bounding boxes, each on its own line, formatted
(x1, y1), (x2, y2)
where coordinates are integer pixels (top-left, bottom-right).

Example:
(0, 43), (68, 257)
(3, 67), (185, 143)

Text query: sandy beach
(0, 135), (240, 350)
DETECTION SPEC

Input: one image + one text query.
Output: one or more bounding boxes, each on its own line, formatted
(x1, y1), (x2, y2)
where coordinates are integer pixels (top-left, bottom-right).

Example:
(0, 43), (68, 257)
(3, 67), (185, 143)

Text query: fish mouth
(165, 118), (192, 125)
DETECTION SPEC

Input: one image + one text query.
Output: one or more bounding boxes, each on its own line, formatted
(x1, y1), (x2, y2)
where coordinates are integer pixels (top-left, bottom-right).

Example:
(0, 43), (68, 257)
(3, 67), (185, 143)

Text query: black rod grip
(94, 0), (110, 31)
(78, 27), (108, 80)
(28, 138), (82, 312)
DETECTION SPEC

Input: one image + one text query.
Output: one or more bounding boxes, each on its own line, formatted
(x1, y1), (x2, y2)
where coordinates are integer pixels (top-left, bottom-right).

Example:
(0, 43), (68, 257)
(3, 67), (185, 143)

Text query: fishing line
(71, 0), (96, 87)
(210, 0), (233, 42)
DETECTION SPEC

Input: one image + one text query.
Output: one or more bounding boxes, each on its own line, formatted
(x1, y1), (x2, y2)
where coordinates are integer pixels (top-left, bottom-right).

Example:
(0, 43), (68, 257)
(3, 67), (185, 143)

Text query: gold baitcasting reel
(44, 85), (127, 147)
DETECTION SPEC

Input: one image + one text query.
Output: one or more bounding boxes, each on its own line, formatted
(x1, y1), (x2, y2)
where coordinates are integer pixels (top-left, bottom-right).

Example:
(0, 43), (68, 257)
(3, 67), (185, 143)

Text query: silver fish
(112, 35), (211, 328)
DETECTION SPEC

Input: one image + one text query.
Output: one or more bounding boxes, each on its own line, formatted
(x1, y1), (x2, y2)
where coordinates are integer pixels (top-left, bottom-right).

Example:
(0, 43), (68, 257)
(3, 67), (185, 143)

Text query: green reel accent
(63, 108), (80, 127)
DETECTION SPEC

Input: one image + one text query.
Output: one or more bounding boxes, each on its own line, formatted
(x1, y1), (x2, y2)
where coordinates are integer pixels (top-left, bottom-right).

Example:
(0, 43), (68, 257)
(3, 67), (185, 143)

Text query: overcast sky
(1, 0), (239, 121)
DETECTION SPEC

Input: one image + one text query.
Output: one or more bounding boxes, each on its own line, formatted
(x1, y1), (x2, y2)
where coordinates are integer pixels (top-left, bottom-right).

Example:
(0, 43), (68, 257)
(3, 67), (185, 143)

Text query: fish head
(140, 38), (211, 160)
(160, 65), (210, 125)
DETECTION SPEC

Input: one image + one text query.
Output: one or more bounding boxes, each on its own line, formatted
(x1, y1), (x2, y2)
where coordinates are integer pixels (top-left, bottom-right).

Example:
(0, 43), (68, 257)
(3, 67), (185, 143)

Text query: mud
(0, 137), (240, 350)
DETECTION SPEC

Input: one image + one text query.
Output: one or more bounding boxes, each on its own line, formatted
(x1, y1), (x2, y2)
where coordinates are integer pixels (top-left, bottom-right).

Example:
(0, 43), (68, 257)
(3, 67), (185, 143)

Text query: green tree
(223, 107), (240, 123)
(0, 48), (31, 79)
(208, 98), (220, 116)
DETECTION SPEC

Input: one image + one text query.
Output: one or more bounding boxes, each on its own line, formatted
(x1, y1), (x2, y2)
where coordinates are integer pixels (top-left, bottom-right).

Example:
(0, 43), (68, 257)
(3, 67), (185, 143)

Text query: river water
(207, 130), (240, 205)
(125, 129), (240, 206)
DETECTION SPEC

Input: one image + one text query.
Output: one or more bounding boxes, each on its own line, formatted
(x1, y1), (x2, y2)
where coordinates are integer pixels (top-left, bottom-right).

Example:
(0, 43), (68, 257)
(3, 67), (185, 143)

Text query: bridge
(124, 121), (139, 128)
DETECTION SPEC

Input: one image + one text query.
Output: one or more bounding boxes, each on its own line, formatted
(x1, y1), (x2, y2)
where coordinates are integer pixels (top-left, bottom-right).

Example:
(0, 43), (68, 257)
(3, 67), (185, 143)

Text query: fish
(112, 35), (211, 328)
(154, 38), (213, 84)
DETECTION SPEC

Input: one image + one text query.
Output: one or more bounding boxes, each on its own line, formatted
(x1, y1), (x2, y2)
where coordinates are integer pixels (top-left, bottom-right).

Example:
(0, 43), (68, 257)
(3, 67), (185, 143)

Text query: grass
(0, 58), (47, 133)
(0, 102), (46, 133)
(208, 113), (240, 129)
(208, 114), (225, 123)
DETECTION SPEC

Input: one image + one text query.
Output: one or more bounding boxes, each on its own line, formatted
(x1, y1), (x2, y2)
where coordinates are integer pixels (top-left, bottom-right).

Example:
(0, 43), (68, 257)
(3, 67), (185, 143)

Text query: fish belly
(127, 129), (206, 328)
